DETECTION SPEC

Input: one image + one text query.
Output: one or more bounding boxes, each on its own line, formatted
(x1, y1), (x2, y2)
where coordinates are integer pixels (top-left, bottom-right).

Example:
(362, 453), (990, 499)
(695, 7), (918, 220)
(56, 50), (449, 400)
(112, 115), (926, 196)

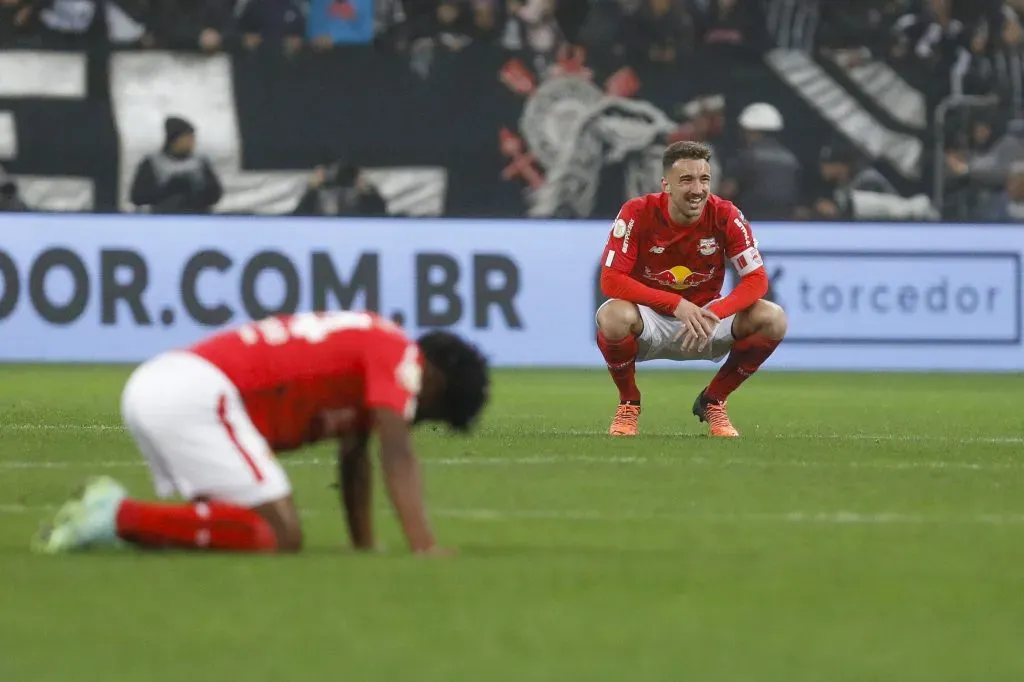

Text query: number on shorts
(238, 311), (377, 346)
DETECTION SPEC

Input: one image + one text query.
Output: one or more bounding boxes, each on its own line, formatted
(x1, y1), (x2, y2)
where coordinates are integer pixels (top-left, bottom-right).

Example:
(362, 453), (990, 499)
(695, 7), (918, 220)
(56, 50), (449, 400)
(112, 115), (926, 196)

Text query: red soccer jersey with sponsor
(189, 311), (421, 452)
(600, 192), (763, 309)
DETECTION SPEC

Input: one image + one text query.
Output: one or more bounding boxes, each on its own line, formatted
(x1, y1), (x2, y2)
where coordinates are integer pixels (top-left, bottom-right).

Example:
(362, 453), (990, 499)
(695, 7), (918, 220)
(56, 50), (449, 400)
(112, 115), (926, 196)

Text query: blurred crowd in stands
(0, 0), (765, 58)
(1, 0), (1023, 222)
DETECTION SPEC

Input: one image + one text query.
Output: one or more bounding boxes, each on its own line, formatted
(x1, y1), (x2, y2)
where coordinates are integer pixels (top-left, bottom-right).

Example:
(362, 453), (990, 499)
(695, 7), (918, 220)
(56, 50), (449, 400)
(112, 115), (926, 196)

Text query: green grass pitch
(0, 366), (1022, 681)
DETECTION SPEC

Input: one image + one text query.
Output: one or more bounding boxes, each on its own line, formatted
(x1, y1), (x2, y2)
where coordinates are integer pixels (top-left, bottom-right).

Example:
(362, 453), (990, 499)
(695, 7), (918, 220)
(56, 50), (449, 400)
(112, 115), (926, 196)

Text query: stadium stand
(0, 0), (1021, 221)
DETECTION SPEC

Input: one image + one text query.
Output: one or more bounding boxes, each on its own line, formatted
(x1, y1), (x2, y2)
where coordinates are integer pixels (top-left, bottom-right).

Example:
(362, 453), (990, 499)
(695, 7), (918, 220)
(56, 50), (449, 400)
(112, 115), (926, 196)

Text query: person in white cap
(719, 102), (801, 220)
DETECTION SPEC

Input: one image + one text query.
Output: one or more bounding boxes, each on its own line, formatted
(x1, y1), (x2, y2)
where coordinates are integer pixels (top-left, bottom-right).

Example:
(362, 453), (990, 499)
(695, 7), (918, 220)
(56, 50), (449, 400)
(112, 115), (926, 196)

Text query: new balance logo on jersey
(649, 246), (665, 254)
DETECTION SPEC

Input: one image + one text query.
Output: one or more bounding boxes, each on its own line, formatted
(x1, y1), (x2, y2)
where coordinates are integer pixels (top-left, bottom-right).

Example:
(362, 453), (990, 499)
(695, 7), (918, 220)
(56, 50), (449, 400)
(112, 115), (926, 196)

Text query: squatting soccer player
(33, 311), (489, 555)
(596, 141), (787, 437)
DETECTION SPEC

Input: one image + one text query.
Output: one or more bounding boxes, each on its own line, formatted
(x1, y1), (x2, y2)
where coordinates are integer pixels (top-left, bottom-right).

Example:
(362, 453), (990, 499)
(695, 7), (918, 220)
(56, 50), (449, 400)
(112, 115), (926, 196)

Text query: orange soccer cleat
(692, 390), (739, 438)
(608, 403), (641, 436)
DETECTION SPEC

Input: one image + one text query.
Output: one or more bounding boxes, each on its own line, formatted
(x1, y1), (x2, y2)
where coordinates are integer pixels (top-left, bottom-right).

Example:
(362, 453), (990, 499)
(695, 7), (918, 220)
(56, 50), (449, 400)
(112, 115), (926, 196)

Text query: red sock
(705, 335), (781, 403)
(115, 499), (278, 553)
(596, 330), (641, 403)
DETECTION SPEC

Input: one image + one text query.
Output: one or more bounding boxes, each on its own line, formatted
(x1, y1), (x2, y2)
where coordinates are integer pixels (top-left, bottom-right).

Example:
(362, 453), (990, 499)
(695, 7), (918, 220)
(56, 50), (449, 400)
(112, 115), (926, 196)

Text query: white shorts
(120, 351), (292, 507)
(597, 300), (736, 363)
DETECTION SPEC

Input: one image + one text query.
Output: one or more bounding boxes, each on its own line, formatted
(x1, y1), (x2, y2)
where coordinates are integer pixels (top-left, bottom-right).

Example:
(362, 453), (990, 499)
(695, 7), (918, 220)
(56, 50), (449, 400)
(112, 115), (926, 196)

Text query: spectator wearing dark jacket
(976, 160), (1024, 221)
(129, 116), (223, 214)
(720, 102), (802, 220)
(292, 161), (388, 217)
(804, 142), (899, 220)
(143, 0), (232, 52)
(236, 0), (306, 54)
(626, 0), (694, 64)
(691, 0), (767, 59)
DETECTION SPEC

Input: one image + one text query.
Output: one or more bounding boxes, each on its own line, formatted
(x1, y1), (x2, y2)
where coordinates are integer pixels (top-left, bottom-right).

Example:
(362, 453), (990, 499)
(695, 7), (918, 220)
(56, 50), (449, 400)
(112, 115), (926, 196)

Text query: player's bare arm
(338, 430), (374, 551)
(374, 408), (443, 555)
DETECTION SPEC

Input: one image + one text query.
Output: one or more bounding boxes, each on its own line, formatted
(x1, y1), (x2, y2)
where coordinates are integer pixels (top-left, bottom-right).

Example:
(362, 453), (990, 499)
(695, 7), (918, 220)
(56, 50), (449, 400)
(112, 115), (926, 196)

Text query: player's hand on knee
(673, 320), (706, 353)
(693, 307), (722, 349)
(696, 308), (719, 335)
(691, 310), (722, 352)
(672, 299), (714, 350)
(675, 325), (705, 353)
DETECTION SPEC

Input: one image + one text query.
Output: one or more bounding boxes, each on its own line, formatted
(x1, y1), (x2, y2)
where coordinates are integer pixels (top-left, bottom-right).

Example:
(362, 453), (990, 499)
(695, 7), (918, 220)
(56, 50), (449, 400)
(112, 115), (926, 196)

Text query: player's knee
(596, 300), (641, 339)
(755, 300), (787, 340)
(735, 300), (786, 341)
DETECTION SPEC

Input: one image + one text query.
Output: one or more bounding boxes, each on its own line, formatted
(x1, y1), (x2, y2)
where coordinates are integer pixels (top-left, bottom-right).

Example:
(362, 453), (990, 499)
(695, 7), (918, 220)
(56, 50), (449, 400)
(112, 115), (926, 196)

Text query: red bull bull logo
(644, 265), (715, 290)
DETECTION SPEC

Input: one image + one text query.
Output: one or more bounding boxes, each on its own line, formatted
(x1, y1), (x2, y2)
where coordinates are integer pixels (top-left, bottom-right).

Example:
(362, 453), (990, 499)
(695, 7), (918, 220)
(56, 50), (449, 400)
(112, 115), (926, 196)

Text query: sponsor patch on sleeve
(620, 219), (633, 253)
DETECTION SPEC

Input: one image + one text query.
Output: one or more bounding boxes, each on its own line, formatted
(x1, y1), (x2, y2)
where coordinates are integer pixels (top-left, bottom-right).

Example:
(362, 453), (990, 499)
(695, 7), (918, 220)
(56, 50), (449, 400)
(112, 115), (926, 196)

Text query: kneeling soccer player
(596, 141), (787, 437)
(33, 310), (489, 555)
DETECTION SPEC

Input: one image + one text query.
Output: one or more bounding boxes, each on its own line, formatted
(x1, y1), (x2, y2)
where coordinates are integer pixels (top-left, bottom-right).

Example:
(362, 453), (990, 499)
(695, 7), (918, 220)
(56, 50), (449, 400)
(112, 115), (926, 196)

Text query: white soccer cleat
(32, 476), (128, 554)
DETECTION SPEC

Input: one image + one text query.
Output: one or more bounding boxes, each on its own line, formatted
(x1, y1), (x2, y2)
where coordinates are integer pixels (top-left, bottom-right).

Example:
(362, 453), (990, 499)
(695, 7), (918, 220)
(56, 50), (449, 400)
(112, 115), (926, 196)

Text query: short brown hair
(662, 141), (712, 172)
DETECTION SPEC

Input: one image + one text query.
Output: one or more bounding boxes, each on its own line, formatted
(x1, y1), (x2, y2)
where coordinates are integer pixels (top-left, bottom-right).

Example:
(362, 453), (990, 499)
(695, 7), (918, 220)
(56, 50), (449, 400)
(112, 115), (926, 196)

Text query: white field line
(555, 430), (1024, 444)
(1, 454), (1022, 473)
(0, 424), (122, 432)
(433, 509), (1024, 526)
(0, 423), (1020, 445)
(2, 503), (1024, 526)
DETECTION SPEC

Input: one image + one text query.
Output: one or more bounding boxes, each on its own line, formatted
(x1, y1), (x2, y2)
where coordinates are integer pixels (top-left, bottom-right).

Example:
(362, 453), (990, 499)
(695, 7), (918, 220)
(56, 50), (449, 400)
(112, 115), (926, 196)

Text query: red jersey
(600, 192), (764, 312)
(190, 311), (421, 452)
